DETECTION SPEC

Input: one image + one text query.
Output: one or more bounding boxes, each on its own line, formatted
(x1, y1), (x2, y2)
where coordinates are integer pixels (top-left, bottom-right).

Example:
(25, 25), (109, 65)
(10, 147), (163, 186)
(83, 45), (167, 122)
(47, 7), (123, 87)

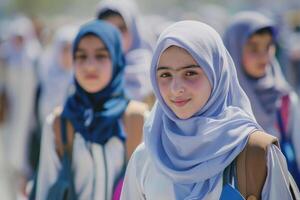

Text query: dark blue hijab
(61, 20), (129, 144)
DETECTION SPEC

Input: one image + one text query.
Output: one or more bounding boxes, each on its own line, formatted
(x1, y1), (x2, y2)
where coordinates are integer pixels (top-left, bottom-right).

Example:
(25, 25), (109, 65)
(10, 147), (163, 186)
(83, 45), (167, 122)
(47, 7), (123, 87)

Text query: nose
(84, 56), (97, 69)
(257, 50), (271, 65)
(170, 77), (185, 96)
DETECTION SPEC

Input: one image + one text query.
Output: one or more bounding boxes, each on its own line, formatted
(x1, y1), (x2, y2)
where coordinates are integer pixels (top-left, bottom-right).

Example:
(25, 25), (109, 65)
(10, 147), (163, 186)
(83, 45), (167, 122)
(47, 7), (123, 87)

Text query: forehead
(158, 46), (198, 67)
(246, 32), (273, 46)
(77, 34), (106, 50)
(104, 14), (126, 29)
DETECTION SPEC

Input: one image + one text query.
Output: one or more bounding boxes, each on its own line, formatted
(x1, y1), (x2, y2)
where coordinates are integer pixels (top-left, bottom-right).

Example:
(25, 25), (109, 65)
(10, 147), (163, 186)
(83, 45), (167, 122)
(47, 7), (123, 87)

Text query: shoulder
(124, 100), (149, 117)
(129, 143), (150, 168)
(123, 100), (149, 125)
(246, 130), (279, 152)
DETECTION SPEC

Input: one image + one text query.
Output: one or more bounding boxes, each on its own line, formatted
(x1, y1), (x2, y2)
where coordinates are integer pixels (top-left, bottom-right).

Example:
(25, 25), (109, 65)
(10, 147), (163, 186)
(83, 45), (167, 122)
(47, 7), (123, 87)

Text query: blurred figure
(223, 11), (300, 187)
(96, 0), (155, 108)
(285, 10), (300, 94)
(38, 25), (77, 124)
(35, 20), (148, 200)
(0, 15), (41, 199)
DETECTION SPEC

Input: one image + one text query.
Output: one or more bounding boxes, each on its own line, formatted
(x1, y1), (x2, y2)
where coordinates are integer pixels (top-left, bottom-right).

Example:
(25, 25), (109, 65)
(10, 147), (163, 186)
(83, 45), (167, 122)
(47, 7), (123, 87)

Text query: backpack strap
(123, 100), (148, 161)
(236, 131), (279, 200)
(52, 107), (75, 159)
(0, 89), (8, 123)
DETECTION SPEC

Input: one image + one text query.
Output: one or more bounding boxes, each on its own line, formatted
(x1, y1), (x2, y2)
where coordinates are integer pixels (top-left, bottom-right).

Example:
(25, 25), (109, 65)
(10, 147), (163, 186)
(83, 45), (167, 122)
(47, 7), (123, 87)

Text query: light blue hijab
(223, 11), (291, 134)
(144, 20), (261, 200)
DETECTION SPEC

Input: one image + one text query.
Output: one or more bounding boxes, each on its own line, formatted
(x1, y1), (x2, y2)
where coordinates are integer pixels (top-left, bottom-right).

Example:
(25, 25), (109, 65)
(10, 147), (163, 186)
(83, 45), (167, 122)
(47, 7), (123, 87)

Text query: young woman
(223, 11), (300, 186)
(120, 20), (297, 200)
(36, 20), (147, 199)
(96, 0), (155, 107)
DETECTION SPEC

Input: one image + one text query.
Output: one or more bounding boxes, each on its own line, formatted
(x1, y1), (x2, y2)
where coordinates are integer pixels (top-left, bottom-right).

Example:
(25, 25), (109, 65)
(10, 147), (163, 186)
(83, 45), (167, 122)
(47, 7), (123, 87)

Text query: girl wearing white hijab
(121, 21), (297, 200)
(38, 25), (77, 124)
(0, 15), (41, 198)
(96, 0), (154, 106)
(223, 11), (300, 187)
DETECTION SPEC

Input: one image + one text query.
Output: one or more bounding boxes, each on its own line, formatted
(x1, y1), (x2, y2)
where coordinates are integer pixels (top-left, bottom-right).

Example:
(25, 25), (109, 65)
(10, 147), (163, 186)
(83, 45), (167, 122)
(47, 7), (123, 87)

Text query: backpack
(28, 112), (76, 200)
(46, 115), (76, 200)
(223, 131), (300, 200)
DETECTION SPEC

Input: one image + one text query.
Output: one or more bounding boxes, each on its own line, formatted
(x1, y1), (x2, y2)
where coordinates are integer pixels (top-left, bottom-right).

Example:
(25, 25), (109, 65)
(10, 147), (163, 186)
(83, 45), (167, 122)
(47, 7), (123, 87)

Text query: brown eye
(159, 72), (171, 78)
(119, 25), (127, 33)
(185, 71), (198, 76)
(95, 53), (110, 62)
(75, 54), (87, 61)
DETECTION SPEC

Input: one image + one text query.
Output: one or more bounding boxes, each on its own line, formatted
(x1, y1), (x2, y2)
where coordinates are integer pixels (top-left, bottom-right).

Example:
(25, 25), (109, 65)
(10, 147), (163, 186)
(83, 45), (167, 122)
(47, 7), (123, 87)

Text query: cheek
(100, 63), (113, 84)
(157, 80), (170, 100)
(122, 32), (132, 52)
(189, 78), (211, 98)
(242, 53), (256, 71)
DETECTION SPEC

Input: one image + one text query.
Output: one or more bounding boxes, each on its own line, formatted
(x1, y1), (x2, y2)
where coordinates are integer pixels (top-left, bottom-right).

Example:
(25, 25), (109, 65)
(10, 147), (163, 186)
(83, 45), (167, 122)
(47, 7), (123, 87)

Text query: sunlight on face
(74, 34), (112, 93)
(157, 46), (212, 119)
(242, 33), (275, 78)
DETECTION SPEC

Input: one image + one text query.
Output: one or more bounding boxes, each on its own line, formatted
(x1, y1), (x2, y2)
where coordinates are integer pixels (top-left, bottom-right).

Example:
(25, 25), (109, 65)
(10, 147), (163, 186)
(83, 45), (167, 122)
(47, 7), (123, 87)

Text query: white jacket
(36, 113), (125, 200)
(121, 143), (295, 200)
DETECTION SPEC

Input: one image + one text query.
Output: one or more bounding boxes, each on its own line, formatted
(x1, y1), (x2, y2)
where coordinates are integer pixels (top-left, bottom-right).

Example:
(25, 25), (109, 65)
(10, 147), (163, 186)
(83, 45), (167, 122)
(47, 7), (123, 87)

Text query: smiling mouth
(171, 99), (191, 107)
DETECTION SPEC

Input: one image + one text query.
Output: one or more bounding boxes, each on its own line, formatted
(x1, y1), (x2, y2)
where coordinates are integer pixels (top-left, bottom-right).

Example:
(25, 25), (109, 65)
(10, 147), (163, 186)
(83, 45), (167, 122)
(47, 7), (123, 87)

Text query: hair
(73, 33), (105, 59)
(97, 9), (122, 20)
(252, 27), (273, 36)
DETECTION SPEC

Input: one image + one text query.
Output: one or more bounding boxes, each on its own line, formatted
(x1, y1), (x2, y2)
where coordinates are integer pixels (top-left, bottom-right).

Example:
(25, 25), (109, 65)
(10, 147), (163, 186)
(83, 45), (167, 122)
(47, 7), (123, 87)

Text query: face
(12, 35), (24, 50)
(104, 14), (133, 53)
(242, 32), (275, 78)
(74, 34), (112, 93)
(157, 46), (212, 119)
(59, 42), (73, 70)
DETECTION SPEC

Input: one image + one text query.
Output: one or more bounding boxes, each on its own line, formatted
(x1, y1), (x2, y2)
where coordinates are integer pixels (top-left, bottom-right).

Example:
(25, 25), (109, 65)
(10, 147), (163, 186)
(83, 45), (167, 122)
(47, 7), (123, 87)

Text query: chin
(85, 87), (103, 93)
(175, 112), (193, 120)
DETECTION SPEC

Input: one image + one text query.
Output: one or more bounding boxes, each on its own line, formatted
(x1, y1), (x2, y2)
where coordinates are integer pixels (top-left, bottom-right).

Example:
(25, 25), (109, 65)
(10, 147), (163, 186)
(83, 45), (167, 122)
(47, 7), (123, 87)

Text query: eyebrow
(157, 65), (200, 72)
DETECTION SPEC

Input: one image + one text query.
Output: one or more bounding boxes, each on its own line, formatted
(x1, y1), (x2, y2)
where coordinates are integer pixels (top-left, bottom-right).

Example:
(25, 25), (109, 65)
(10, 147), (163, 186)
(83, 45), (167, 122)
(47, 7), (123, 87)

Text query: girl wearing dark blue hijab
(36, 20), (148, 200)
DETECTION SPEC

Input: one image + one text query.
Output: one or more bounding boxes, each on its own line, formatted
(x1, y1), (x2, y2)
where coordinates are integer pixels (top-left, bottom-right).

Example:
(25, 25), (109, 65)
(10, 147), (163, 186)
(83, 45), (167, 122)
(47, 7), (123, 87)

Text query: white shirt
(121, 143), (295, 200)
(36, 113), (125, 200)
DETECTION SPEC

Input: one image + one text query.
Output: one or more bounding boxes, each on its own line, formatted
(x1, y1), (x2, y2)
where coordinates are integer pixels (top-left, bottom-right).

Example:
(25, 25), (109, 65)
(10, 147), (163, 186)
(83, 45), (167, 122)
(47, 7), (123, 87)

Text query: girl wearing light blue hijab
(223, 11), (300, 187)
(120, 20), (296, 200)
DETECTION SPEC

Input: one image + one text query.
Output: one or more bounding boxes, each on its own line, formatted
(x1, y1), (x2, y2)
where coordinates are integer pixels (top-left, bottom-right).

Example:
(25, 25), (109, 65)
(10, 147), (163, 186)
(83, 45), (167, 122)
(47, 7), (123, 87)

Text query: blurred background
(0, 0), (300, 199)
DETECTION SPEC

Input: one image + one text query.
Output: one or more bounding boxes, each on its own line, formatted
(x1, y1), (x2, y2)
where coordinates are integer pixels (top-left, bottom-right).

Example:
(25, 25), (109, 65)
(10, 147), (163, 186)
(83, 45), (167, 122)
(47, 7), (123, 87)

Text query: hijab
(144, 20), (261, 200)
(0, 15), (41, 68)
(96, 0), (150, 51)
(223, 11), (291, 133)
(61, 20), (129, 144)
(38, 25), (77, 122)
(96, 0), (153, 101)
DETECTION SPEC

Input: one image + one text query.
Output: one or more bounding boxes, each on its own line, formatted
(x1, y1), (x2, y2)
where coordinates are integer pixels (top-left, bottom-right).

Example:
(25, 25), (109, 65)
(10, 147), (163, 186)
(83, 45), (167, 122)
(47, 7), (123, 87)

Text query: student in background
(96, 0), (155, 108)
(0, 15), (41, 199)
(36, 20), (148, 200)
(38, 25), (78, 124)
(223, 11), (300, 187)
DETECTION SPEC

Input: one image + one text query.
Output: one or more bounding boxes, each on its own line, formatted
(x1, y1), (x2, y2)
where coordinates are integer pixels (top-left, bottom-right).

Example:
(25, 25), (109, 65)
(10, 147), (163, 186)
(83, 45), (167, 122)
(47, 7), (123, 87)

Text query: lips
(171, 99), (191, 107)
(85, 74), (99, 80)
